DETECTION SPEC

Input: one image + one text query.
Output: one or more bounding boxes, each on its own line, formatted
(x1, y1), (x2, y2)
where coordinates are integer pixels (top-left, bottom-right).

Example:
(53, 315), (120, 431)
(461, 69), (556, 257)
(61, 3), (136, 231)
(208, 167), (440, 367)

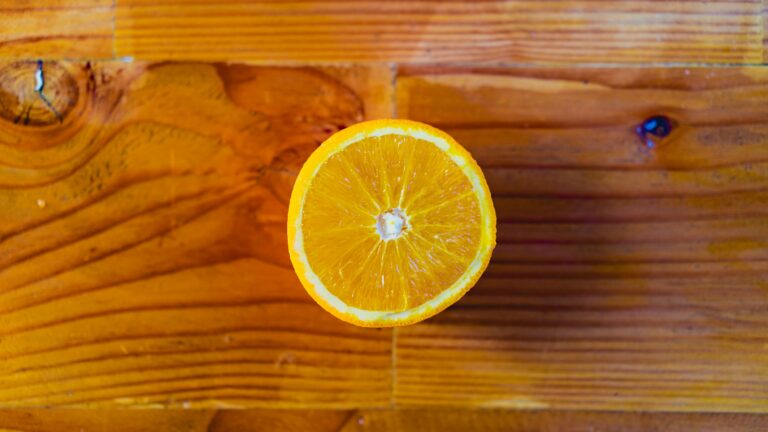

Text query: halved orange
(287, 119), (496, 327)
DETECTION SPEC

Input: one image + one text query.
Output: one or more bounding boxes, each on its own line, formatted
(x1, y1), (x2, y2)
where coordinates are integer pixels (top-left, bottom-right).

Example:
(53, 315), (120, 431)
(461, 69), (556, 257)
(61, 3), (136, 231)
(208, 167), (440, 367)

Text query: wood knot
(0, 61), (78, 126)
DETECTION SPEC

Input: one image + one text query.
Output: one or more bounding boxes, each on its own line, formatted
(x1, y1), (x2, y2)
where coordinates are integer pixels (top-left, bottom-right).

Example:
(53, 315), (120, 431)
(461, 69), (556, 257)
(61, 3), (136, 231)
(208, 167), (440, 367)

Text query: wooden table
(1, 1), (767, 431)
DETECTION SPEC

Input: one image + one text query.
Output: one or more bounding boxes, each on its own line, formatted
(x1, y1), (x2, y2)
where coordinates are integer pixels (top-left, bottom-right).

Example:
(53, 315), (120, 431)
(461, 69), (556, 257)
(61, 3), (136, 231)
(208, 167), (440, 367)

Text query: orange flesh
(301, 134), (482, 312)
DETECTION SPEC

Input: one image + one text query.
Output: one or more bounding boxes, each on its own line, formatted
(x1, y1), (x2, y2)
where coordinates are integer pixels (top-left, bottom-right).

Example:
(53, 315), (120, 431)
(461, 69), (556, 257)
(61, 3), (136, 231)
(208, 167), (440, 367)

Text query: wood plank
(395, 66), (768, 411)
(343, 410), (768, 432)
(115, 0), (764, 64)
(0, 410), (216, 432)
(0, 1), (114, 59)
(763, 0), (768, 63)
(0, 61), (393, 408)
(210, 409), (353, 432)
(1, 409), (766, 431)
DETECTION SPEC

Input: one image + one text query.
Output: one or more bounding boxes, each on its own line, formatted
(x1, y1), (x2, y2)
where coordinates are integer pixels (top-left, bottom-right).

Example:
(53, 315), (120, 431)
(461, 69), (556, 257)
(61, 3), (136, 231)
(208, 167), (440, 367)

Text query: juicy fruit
(288, 119), (496, 327)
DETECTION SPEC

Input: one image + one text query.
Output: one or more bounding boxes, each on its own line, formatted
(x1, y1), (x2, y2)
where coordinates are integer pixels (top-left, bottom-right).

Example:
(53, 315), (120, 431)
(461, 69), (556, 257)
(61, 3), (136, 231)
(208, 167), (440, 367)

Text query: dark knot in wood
(0, 61), (78, 126)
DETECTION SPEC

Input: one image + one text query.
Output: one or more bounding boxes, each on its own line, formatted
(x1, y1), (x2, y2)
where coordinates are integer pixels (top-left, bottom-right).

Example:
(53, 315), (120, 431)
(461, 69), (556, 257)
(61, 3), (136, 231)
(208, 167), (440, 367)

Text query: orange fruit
(287, 119), (496, 327)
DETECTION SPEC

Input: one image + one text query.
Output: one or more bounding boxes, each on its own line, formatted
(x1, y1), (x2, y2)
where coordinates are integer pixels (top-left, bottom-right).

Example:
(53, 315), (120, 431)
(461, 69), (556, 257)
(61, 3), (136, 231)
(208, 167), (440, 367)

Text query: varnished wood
(1, 0), (766, 424)
(210, 409), (352, 432)
(0, 1), (113, 59)
(0, 1), (765, 65)
(115, 0), (764, 64)
(2, 61), (768, 412)
(342, 410), (768, 432)
(395, 66), (768, 411)
(0, 410), (216, 432)
(0, 61), (393, 408)
(763, 0), (768, 62)
(1, 409), (766, 431)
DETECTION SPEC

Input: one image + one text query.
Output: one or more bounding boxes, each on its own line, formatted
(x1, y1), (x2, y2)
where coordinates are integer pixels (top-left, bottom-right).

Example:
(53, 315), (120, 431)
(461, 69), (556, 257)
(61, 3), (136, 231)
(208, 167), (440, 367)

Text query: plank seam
(390, 61), (398, 409)
(112, 0), (118, 59)
(391, 326), (398, 409)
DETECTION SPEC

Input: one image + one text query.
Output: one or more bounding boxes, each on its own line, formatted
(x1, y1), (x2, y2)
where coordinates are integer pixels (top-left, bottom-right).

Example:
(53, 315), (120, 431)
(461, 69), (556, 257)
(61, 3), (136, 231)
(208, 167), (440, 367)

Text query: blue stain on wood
(636, 115), (674, 149)
(35, 60), (44, 92)
(35, 60), (63, 123)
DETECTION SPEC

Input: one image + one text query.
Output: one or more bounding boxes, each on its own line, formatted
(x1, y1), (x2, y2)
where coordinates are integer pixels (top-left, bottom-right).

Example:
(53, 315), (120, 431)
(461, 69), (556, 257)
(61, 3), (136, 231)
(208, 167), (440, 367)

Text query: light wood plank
(0, 61), (393, 408)
(763, 0), (767, 62)
(395, 66), (768, 411)
(115, 0), (763, 64)
(0, 1), (114, 59)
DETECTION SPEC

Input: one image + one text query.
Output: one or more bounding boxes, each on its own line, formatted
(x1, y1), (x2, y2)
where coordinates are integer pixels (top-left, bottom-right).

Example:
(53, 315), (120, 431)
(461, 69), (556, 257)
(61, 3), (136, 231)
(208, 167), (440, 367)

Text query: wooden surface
(0, 1), (114, 59)
(2, 1), (767, 64)
(114, 0), (764, 64)
(0, 61), (393, 408)
(1, 61), (768, 413)
(2, 0), (768, 425)
(764, 0), (768, 61)
(394, 66), (768, 412)
(2, 409), (767, 432)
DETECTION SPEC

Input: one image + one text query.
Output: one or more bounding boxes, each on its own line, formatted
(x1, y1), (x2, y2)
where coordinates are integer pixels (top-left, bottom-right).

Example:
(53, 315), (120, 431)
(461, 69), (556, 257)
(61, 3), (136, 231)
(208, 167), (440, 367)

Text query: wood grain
(395, 66), (768, 411)
(0, 61), (393, 408)
(763, 0), (768, 62)
(341, 410), (768, 432)
(1, 409), (767, 432)
(115, 0), (764, 64)
(0, 410), (215, 432)
(0, 1), (114, 59)
(209, 409), (352, 432)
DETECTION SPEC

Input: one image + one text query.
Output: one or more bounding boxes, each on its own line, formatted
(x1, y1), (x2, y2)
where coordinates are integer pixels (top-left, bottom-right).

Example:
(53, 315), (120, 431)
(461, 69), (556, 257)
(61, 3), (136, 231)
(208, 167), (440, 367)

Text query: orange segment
(288, 119), (496, 327)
